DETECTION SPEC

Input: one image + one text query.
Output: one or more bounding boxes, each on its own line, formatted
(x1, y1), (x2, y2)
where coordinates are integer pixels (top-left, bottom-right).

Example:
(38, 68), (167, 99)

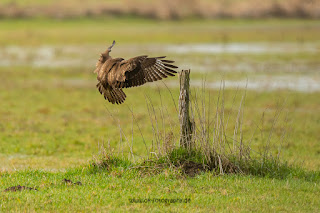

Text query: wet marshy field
(1, 42), (320, 91)
(1, 18), (320, 170)
(0, 18), (319, 212)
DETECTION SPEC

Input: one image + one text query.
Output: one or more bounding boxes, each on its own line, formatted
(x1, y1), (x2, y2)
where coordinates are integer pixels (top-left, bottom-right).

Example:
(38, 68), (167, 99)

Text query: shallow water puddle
(0, 43), (318, 67)
(188, 76), (320, 92)
(165, 43), (319, 54)
(1, 43), (319, 92)
(16, 75), (320, 92)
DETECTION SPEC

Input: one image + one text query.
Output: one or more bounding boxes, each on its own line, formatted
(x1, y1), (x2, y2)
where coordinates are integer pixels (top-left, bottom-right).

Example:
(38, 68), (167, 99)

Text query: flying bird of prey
(94, 41), (178, 104)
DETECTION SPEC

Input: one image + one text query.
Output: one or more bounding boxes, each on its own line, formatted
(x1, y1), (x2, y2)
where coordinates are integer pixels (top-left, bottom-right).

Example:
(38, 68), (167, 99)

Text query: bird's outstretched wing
(113, 56), (178, 88)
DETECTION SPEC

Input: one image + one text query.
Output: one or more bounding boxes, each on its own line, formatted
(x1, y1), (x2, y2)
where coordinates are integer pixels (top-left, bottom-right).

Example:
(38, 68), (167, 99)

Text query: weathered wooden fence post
(179, 69), (194, 149)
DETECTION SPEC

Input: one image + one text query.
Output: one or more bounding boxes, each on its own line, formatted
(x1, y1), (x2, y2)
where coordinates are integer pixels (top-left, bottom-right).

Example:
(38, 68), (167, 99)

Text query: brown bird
(94, 41), (178, 104)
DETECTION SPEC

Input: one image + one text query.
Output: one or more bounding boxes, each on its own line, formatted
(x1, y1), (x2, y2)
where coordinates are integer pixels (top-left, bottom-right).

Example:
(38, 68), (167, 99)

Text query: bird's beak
(108, 40), (116, 52)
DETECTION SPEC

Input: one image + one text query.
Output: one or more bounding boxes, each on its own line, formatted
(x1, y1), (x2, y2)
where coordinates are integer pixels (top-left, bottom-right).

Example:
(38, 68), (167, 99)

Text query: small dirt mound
(4, 185), (37, 192)
(63, 178), (82, 186)
(178, 160), (206, 177)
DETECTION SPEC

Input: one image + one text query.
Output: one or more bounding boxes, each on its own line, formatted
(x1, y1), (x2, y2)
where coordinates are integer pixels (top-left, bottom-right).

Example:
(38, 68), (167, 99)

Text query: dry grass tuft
(140, 79), (291, 177)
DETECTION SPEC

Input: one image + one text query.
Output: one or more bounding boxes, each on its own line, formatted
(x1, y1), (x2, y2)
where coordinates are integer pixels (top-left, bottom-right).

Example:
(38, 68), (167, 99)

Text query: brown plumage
(94, 41), (178, 104)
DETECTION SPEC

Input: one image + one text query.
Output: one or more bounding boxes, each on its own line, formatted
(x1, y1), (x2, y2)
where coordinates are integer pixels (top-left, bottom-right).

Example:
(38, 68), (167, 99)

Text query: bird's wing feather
(114, 56), (178, 88)
(96, 82), (126, 104)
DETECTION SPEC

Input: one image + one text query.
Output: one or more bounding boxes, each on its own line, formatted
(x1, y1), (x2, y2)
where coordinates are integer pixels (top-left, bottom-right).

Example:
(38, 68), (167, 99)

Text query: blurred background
(0, 0), (319, 171)
(1, 0), (319, 19)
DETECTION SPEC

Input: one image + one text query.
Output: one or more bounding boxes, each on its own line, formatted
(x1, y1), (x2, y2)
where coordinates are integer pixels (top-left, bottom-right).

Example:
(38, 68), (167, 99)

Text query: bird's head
(102, 40), (116, 57)
(94, 40), (116, 73)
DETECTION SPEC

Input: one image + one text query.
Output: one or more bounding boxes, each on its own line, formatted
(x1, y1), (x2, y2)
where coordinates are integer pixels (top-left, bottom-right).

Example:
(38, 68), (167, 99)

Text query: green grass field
(1, 18), (320, 45)
(0, 18), (319, 211)
(1, 169), (319, 212)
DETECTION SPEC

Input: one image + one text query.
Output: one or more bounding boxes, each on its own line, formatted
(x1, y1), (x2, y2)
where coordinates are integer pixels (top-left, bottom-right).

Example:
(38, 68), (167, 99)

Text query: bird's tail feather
(97, 83), (126, 104)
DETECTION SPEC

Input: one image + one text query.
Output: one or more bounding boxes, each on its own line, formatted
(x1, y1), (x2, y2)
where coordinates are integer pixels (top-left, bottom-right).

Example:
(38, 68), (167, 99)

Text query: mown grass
(0, 158), (319, 212)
